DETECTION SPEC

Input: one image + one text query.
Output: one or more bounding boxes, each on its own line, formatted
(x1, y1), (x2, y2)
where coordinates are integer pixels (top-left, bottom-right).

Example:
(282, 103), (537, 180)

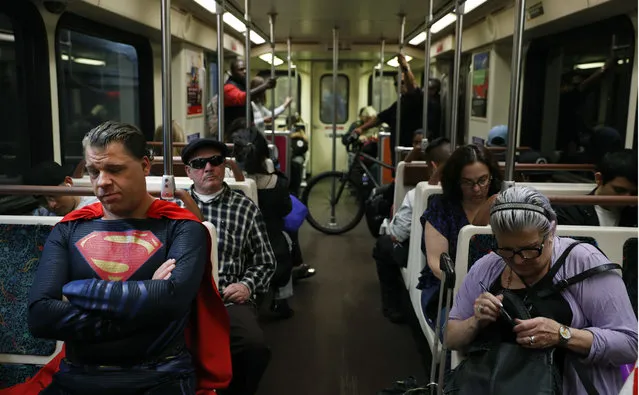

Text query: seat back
(0, 216), (64, 388)
(451, 224), (638, 368)
(202, 221), (219, 287)
(392, 161), (429, 216)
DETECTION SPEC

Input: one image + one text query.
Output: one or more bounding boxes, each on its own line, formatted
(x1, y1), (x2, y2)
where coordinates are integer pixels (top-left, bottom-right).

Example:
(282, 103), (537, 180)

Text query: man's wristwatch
(558, 325), (572, 346)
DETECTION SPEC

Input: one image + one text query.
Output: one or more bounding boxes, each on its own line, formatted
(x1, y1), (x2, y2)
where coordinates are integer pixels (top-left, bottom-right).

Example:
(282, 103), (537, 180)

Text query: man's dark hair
(440, 144), (502, 201)
(596, 149), (638, 186)
(425, 137), (450, 165)
(82, 121), (151, 160)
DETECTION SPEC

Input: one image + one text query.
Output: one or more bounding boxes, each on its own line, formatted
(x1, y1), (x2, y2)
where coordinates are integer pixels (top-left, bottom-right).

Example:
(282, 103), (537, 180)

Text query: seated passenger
(154, 120), (186, 157)
(403, 129), (427, 163)
(180, 137), (275, 395)
(419, 145), (502, 329)
(232, 127), (295, 319)
(23, 161), (98, 216)
(486, 125), (508, 162)
(446, 186), (637, 394)
(554, 149), (637, 227)
(13, 122), (231, 395)
(373, 138), (452, 323)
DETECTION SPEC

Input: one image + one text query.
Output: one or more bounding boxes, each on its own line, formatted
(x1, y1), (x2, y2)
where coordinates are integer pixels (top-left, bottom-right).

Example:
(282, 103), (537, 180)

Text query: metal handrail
(548, 195), (637, 206)
(0, 186), (634, 208)
(0, 185), (165, 198)
(500, 164), (595, 172)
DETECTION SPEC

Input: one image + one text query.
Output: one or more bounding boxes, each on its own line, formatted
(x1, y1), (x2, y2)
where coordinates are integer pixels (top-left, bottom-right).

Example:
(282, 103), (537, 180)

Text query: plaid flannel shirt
(178, 184), (275, 296)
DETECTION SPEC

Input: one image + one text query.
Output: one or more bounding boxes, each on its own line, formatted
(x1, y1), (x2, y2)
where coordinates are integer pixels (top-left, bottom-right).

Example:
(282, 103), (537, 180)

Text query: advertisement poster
(471, 52), (490, 118)
(186, 50), (204, 116)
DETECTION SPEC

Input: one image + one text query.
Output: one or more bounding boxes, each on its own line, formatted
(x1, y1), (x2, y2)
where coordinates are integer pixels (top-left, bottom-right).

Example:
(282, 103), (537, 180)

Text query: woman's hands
(473, 291), (504, 327)
(514, 317), (562, 349)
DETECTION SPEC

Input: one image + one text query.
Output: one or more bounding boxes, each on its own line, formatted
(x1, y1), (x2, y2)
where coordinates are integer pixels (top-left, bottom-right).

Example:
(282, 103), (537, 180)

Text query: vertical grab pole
(160, 0), (174, 198)
(244, 0), (252, 124)
(378, 38), (385, 183)
(269, 13), (276, 140)
(504, 0), (526, 184)
(422, 0), (434, 135)
(395, 14), (406, 164)
(330, 27), (339, 224)
(287, 37), (293, 119)
(215, 1), (225, 142)
(449, 0), (464, 149)
(379, 39), (385, 112)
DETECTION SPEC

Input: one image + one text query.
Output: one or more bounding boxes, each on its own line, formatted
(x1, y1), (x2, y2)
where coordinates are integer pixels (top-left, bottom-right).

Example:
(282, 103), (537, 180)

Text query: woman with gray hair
(446, 186), (637, 394)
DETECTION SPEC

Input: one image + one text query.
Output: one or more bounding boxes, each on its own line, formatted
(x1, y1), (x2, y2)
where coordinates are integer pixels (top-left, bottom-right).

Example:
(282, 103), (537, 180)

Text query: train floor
(257, 220), (431, 395)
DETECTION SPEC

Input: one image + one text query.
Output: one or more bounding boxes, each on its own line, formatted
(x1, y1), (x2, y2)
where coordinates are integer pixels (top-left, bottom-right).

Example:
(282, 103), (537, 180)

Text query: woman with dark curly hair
(418, 144), (502, 330)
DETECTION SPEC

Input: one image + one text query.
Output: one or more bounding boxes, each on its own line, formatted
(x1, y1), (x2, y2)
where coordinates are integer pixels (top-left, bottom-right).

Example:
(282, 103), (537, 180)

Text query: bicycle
(301, 133), (394, 235)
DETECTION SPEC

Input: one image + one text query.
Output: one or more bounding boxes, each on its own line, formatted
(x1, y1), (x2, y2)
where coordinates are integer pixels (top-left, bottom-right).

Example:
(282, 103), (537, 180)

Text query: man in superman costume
(2, 121), (231, 395)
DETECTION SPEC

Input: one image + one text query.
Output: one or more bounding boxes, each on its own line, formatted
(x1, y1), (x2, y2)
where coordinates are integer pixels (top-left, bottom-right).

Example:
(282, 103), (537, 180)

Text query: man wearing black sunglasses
(181, 138), (275, 395)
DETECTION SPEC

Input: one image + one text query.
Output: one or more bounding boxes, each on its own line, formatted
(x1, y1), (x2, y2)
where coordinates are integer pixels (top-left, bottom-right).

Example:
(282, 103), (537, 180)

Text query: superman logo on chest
(75, 230), (163, 281)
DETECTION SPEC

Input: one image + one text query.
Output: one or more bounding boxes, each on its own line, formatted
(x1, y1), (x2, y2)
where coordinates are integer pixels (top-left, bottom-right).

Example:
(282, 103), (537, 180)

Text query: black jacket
(553, 189), (638, 227)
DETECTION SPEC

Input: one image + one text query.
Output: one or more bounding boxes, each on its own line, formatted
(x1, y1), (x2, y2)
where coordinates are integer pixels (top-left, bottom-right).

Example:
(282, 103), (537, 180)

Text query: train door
(310, 62), (357, 175)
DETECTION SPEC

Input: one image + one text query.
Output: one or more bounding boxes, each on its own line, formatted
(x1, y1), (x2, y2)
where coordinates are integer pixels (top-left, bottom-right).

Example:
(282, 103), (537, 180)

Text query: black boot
(270, 298), (294, 319)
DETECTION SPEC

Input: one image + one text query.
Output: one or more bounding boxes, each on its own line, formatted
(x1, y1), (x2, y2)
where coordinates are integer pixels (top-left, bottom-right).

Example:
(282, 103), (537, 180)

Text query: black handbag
(443, 297), (562, 395)
(444, 242), (621, 395)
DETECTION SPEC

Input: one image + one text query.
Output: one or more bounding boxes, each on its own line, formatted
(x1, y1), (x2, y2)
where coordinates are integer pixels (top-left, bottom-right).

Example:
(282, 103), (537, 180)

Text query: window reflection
(370, 75), (397, 113)
(320, 75), (349, 124)
(0, 14), (21, 179)
(57, 29), (140, 168)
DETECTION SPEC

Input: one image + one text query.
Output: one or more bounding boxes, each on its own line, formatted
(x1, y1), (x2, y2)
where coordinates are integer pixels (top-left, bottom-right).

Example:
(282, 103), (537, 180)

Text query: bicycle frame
(344, 142), (395, 193)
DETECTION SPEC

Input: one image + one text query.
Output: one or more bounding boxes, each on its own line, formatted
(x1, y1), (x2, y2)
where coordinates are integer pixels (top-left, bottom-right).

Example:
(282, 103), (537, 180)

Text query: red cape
(0, 200), (232, 394)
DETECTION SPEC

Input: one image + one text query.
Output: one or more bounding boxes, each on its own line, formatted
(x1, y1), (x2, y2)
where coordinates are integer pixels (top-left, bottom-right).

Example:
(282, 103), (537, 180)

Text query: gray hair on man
(489, 186), (557, 238)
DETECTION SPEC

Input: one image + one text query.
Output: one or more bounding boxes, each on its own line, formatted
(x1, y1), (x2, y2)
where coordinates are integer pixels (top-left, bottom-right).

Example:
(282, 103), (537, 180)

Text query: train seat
(0, 216), (63, 388)
(392, 161), (429, 216)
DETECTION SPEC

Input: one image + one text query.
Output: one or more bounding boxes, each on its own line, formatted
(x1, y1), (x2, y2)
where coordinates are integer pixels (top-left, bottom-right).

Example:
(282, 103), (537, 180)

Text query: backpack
(364, 184), (393, 238)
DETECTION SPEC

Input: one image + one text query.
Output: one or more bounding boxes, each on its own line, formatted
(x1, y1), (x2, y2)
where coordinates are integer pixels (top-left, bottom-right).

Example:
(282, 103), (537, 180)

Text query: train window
(257, 71), (302, 120)
(56, 14), (154, 169)
(368, 73), (397, 112)
(0, 2), (51, 181)
(0, 14), (20, 178)
(320, 74), (349, 124)
(522, 15), (635, 153)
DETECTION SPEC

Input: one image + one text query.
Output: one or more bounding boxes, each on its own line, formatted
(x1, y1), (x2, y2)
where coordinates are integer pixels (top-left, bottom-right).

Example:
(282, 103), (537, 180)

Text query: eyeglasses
(460, 175), (491, 189)
(188, 155), (225, 169)
(495, 242), (545, 260)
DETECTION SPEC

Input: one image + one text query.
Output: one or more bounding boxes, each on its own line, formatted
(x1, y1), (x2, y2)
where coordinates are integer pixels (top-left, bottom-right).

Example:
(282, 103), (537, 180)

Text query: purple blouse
(449, 236), (638, 395)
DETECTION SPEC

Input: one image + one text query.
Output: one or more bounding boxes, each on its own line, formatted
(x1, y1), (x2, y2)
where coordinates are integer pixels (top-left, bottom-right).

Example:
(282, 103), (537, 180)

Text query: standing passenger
(250, 76), (292, 134)
(223, 58), (276, 132)
(352, 54), (423, 164)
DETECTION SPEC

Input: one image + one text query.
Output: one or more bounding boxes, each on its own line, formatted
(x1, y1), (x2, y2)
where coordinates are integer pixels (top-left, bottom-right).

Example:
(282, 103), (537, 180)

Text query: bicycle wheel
(301, 171), (366, 235)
